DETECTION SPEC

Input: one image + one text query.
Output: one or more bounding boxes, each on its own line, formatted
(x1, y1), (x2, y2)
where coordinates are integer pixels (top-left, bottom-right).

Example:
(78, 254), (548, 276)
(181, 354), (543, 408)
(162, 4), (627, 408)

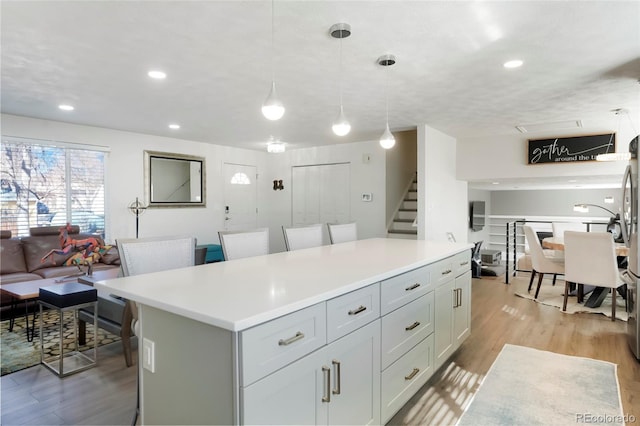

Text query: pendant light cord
(270, 0), (275, 82)
(339, 33), (344, 108)
(385, 62), (389, 126)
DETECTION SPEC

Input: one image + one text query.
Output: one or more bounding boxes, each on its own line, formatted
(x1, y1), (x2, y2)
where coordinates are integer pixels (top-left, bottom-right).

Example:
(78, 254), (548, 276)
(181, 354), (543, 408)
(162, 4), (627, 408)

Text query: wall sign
(527, 133), (615, 164)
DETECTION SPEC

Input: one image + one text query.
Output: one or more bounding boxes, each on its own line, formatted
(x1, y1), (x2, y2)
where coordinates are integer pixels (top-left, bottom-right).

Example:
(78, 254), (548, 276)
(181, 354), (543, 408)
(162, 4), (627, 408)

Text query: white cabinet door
(434, 278), (454, 371)
(326, 320), (381, 426)
(453, 270), (471, 348)
(242, 320), (380, 426)
(241, 347), (328, 425)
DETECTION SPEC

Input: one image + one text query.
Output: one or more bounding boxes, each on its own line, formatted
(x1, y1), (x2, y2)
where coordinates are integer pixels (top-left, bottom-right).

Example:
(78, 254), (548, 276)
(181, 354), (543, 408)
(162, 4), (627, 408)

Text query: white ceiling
(2, 1), (639, 189)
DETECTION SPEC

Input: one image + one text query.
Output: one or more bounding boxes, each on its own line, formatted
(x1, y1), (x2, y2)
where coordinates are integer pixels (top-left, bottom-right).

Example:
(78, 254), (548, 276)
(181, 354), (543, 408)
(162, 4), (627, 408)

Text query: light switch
(142, 338), (156, 373)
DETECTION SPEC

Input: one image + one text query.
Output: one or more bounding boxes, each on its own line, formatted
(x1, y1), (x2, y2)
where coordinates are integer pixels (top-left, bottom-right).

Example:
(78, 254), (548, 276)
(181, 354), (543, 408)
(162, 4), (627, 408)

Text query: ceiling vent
(516, 119), (583, 134)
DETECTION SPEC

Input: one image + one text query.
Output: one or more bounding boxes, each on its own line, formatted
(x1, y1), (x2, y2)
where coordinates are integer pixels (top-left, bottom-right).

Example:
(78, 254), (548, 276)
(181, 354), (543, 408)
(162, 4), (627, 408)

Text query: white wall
(1, 114), (268, 245)
(1, 114), (387, 253)
(456, 126), (635, 184)
(417, 125), (468, 242)
(265, 140), (388, 253)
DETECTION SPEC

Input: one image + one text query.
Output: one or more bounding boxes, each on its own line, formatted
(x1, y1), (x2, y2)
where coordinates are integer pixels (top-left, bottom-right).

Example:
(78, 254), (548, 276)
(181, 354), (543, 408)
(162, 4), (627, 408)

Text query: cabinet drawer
(380, 265), (431, 315)
(240, 302), (326, 386)
(381, 334), (434, 424)
(453, 251), (471, 277)
(327, 283), (380, 343)
(380, 292), (434, 369)
(431, 256), (455, 287)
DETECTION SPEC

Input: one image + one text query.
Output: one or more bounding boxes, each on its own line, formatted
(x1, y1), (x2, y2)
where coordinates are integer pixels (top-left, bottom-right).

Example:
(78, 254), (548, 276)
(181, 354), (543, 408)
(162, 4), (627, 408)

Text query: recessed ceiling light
(568, 179), (578, 183)
(58, 104), (74, 111)
(503, 60), (523, 69)
(148, 70), (167, 79)
(168, 124), (180, 130)
(492, 182), (500, 185)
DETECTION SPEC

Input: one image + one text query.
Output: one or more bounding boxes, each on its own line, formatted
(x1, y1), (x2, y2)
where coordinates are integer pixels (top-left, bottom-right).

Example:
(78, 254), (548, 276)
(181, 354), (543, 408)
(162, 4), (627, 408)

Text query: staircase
(387, 178), (418, 239)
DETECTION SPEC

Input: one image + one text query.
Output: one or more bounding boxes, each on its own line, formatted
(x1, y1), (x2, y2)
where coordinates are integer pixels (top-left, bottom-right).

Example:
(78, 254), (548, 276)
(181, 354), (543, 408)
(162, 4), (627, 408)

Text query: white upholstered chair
(563, 231), (625, 321)
(327, 222), (357, 244)
(218, 228), (269, 260)
(552, 222), (586, 238)
(522, 225), (565, 299)
(282, 224), (323, 251)
(116, 235), (197, 425)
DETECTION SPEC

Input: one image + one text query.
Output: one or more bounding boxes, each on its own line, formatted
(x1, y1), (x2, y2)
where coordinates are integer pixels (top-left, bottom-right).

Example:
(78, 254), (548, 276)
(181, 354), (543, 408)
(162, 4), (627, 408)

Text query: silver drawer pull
(322, 366), (331, 402)
(460, 261), (469, 266)
(278, 331), (305, 346)
(405, 321), (420, 331)
(405, 283), (421, 291)
(405, 368), (419, 381)
(442, 269), (452, 275)
(348, 305), (367, 316)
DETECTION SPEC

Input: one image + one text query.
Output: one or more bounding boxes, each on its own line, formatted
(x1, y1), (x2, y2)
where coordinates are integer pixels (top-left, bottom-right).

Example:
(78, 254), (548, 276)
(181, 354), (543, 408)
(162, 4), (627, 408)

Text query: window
(1, 136), (107, 237)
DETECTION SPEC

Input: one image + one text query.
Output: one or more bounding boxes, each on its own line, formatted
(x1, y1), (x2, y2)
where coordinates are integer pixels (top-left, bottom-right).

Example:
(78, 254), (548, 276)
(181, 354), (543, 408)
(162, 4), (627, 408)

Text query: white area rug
(512, 276), (628, 321)
(457, 344), (625, 426)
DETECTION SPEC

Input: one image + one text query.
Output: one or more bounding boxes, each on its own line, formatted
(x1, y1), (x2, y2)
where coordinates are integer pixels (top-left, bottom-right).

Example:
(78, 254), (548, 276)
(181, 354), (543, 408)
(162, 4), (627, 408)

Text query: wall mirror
(144, 150), (206, 207)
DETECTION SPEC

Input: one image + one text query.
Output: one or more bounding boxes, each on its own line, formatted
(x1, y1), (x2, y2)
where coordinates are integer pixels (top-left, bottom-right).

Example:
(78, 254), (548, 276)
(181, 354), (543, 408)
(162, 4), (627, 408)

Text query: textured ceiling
(1, 1), (640, 189)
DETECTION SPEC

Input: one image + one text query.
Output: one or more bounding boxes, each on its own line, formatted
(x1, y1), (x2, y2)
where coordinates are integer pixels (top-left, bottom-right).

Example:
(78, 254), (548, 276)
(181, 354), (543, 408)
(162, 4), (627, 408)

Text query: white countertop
(95, 238), (473, 332)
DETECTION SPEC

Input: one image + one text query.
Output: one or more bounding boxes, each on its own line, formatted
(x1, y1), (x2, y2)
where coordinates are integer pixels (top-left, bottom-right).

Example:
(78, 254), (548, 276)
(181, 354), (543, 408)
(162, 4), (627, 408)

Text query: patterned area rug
(512, 276), (628, 321)
(1, 309), (120, 376)
(457, 344), (625, 425)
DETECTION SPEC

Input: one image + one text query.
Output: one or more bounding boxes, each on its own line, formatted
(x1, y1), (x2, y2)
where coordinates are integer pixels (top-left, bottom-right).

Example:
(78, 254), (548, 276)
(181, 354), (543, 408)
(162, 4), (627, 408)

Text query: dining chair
(218, 228), (269, 260)
(551, 222), (585, 238)
(563, 231), (626, 321)
(117, 235), (197, 425)
(327, 222), (357, 244)
(282, 224), (323, 251)
(522, 225), (565, 299)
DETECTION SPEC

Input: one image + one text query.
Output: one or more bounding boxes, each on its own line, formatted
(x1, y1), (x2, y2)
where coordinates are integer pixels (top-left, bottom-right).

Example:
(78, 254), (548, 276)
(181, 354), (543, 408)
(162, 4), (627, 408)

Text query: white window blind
(1, 137), (107, 237)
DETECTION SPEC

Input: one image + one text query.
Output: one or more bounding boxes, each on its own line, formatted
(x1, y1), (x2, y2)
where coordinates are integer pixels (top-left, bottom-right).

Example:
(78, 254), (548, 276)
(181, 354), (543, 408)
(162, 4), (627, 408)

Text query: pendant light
(330, 23), (351, 136)
(378, 54), (396, 149)
(262, 0), (285, 121)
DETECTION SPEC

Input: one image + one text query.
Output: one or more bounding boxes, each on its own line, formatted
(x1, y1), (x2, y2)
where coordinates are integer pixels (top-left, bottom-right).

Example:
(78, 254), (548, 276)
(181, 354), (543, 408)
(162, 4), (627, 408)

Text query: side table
(39, 282), (98, 377)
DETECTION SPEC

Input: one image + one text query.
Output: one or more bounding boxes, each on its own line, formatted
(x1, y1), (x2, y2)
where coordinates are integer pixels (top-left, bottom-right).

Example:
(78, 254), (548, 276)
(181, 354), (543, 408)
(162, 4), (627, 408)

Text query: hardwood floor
(1, 276), (638, 425)
(389, 276), (640, 425)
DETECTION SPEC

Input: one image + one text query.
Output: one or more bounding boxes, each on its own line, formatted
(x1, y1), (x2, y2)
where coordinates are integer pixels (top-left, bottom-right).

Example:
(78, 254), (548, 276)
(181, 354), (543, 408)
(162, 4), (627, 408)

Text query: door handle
(332, 360), (341, 395)
(278, 331), (304, 346)
(322, 366), (331, 402)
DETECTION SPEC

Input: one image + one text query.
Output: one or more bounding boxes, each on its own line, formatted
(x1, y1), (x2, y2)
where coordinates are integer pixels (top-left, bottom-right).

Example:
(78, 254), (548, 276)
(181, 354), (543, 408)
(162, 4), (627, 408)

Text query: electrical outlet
(142, 338), (155, 373)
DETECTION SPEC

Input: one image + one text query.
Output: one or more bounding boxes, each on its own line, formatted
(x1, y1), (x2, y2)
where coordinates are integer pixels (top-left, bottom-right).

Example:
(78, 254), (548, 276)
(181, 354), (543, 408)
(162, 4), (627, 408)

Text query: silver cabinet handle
(405, 283), (421, 291)
(322, 366), (331, 402)
(405, 368), (419, 381)
(332, 360), (341, 395)
(460, 261), (469, 266)
(405, 321), (420, 331)
(442, 269), (452, 275)
(452, 289), (458, 308)
(348, 305), (367, 316)
(278, 331), (304, 346)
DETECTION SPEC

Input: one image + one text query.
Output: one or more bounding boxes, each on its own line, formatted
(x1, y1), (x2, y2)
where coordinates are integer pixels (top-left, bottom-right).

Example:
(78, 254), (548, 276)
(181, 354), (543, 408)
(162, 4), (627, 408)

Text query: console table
(96, 238), (473, 425)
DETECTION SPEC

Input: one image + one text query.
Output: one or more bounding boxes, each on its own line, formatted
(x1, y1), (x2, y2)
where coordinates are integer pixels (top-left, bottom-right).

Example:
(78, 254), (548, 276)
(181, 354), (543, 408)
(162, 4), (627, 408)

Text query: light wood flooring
(1, 276), (638, 425)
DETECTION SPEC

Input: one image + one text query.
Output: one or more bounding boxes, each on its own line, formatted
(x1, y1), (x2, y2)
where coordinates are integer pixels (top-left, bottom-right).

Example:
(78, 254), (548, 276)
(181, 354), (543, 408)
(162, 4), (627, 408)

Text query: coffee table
(0, 270), (118, 341)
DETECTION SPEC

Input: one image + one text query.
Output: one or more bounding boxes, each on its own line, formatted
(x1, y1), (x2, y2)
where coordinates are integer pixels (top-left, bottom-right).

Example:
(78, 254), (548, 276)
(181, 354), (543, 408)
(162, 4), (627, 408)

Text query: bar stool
(39, 282), (98, 377)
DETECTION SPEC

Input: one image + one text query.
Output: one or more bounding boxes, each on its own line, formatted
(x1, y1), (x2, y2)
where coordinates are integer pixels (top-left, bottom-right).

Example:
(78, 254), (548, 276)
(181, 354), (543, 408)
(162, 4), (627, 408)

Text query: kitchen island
(96, 238), (473, 425)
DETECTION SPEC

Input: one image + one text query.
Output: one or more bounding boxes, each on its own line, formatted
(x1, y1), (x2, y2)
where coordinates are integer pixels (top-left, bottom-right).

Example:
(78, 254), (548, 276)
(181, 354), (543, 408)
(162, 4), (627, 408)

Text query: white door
(292, 163), (350, 226)
(223, 163), (257, 231)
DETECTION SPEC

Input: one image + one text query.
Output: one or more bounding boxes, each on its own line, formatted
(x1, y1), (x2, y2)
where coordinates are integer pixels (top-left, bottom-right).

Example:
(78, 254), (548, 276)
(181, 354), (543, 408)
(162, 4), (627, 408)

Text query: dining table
(541, 236), (628, 308)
